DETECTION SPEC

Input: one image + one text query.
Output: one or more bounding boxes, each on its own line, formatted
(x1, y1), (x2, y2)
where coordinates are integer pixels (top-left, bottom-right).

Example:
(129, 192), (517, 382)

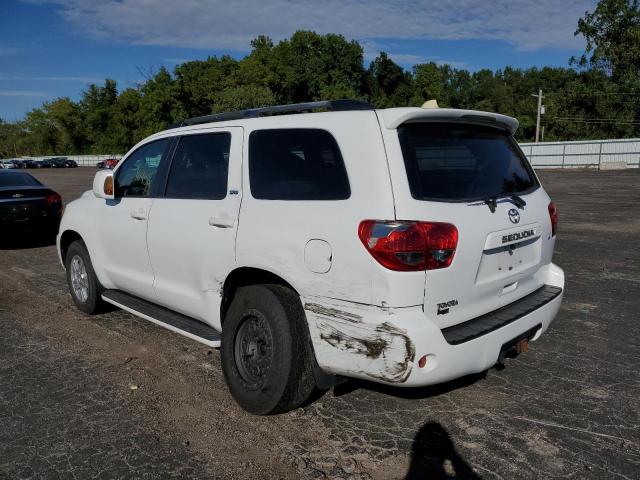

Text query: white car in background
(57, 100), (564, 414)
(1, 160), (17, 169)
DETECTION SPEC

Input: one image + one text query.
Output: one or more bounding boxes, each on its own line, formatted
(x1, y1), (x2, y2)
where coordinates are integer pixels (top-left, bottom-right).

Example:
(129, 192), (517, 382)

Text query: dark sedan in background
(22, 159), (39, 168)
(0, 170), (62, 239)
(50, 157), (78, 168)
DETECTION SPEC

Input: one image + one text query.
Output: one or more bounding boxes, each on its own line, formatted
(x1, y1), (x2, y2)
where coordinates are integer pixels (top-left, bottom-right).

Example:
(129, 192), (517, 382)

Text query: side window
(116, 139), (169, 197)
(165, 133), (230, 200)
(249, 129), (350, 200)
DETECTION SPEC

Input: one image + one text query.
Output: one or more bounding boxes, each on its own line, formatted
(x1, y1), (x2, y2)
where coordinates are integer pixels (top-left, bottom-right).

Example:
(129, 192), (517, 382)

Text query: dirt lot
(1, 167), (639, 479)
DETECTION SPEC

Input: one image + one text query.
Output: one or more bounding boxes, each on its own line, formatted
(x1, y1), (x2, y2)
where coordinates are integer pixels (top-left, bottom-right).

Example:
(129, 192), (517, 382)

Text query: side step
(101, 289), (221, 347)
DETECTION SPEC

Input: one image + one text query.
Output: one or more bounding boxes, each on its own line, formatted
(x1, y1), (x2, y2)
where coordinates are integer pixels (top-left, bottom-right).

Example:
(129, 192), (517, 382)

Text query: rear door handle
(130, 209), (147, 220)
(209, 216), (235, 228)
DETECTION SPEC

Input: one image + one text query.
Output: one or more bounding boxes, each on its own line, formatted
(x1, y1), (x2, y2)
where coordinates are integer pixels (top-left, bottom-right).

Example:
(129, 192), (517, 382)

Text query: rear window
(249, 129), (350, 200)
(398, 123), (538, 201)
(0, 172), (41, 187)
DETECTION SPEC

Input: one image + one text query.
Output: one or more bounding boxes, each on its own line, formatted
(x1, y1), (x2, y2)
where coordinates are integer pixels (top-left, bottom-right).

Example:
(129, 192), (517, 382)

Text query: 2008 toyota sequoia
(57, 100), (564, 414)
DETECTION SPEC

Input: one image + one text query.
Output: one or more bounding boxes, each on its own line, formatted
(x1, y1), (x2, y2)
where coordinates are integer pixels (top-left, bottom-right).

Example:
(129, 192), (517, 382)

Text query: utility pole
(532, 89), (544, 142)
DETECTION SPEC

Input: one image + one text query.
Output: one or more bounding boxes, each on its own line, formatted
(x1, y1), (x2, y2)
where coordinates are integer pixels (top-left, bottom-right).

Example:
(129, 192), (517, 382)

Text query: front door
(146, 128), (243, 328)
(96, 138), (171, 301)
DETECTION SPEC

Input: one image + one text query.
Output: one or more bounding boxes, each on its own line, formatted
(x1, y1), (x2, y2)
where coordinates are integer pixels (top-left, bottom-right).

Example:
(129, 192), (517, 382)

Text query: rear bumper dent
(305, 263), (564, 387)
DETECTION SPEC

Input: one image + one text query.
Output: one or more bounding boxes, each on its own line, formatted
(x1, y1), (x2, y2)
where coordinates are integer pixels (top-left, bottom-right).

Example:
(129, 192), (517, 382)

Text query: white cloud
(360, 40), (468, 69)
(0, 90), (50, 97)
(36, 0), (593, 52)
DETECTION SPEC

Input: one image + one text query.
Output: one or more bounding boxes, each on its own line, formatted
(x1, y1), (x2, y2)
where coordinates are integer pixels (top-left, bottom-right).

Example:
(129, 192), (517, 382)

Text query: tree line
(1, 0), (638, 157)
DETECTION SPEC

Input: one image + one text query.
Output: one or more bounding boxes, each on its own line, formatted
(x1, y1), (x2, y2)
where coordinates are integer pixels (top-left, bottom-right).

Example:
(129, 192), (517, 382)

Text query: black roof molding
(167, 99), (373, 129)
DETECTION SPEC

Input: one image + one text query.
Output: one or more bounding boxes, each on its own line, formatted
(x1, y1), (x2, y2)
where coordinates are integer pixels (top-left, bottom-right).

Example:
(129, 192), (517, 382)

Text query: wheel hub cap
(234, 315), (274, 387)
(70, 255), (89, 303)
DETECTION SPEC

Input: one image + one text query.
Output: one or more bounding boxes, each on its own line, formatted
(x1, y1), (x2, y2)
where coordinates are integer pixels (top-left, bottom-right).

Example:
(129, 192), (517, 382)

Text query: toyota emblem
(508, 208), (520, 224)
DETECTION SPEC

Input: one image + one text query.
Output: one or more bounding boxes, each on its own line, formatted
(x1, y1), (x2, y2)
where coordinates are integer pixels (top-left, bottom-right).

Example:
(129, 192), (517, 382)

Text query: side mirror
(93, 170), (115, 199)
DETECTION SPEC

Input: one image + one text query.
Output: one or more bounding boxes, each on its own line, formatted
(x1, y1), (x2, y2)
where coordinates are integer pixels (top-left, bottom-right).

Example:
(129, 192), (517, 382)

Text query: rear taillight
(46, 193), (62, 205)
(358, 220), (458, 271)
(548, 202), (558, 236)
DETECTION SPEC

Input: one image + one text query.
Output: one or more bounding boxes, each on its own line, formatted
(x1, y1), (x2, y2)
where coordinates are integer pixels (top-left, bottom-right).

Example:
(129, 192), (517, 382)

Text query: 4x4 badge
(508, 208), (520, 224)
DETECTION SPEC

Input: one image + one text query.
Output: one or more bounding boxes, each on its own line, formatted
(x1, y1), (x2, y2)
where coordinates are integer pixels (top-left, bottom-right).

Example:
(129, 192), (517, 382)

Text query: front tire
(65, 240), (104, 314)
(221, 284), (316, 415)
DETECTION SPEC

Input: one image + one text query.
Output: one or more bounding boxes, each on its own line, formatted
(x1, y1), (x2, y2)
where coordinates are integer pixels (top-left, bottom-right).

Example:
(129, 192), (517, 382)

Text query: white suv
(57, 100), (564, 415)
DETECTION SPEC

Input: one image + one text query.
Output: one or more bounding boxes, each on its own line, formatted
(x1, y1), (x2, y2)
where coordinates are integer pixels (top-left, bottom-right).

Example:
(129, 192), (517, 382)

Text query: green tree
(368, 52), (414, 107)
(210, 84), (277, 112)
(0, 119), (25, 158)
(272, 31), (367, 102)
(175, 56), (239, 116)
(574, 0), (640, 81)
(136, 67), (186, 138)
(109, 88), (143, 152)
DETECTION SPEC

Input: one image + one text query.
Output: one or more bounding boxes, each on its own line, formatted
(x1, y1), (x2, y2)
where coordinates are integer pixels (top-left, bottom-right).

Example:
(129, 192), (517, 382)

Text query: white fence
(520, 138), (640, 169)
(10, 138), (640, 169)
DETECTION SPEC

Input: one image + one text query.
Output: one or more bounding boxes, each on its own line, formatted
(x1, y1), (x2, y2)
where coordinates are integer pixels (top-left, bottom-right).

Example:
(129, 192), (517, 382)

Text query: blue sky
(0, 0), (595, 121)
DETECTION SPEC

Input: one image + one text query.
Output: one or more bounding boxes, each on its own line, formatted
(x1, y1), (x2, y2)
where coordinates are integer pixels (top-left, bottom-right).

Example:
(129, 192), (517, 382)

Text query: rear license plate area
(476, 239), (541, 284)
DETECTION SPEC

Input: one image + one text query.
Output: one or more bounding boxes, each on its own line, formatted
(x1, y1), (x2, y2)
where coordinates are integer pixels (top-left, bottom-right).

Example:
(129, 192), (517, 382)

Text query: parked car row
(0, 158), (78, 169)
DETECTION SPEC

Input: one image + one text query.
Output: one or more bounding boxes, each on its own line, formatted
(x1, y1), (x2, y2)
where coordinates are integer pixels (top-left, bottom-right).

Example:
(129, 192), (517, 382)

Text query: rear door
(383, 122), (555, 328)
(145, 127), (242, 327)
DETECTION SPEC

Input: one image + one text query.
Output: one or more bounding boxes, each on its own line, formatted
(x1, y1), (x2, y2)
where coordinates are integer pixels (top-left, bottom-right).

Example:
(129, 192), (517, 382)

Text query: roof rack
(168, 99), (373, 129)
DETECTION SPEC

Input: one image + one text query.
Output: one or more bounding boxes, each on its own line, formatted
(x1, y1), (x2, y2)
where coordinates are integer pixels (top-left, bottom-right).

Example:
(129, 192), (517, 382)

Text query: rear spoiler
(381, 108), (519, 135)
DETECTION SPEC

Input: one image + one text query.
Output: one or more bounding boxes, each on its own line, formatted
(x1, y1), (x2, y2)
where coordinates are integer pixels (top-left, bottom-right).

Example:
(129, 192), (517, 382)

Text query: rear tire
(65, 240), (104, 314)
(221, 284), (316, 415)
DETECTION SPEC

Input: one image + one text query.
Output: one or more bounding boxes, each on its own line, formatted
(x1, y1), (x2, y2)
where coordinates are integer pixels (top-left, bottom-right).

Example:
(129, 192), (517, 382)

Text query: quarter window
(249, 129), (350, 200)
(165, 133), (231, 200)
(116, 139), (169, 197)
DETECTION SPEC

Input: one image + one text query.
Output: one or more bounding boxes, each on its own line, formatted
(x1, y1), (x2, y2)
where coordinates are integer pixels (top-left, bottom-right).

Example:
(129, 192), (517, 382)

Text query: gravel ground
(0, 167), (638, 479)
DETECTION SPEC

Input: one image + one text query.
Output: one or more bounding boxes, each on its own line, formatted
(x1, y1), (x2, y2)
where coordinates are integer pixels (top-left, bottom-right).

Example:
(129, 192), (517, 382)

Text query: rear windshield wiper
(483, 193), (526, 213)
(509, 193), (527, 209)
(484, 197), (497, 213)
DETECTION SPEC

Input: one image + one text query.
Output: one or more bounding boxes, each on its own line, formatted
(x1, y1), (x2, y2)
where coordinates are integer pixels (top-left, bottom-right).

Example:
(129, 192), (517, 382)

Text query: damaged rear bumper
(304, 263), (564, 387)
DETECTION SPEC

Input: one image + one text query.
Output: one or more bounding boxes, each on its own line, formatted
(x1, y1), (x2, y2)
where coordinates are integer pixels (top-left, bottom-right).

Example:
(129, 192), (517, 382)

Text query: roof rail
(168, 99), (373, 129)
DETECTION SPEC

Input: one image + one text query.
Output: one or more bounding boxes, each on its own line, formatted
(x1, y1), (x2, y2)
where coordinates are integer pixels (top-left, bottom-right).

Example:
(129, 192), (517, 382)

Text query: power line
(553, 116), (640, 121)
(562, 91), (640, 97)
(518, 91), (640, 99)
(549, 117), (640, 125)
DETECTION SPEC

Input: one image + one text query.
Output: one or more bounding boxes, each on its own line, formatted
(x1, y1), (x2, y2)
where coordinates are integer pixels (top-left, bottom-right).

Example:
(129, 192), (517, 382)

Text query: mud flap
(310, 348), (346, 389)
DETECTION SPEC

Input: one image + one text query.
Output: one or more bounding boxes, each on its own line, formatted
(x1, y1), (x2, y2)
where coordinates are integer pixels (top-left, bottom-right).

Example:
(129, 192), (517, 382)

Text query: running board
(101, 289), (221, 347)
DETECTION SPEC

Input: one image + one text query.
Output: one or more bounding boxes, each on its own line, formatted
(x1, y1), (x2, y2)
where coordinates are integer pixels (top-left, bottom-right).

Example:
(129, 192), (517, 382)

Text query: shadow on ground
(333, 372), (486, 401)
(405, 422), (481, 479)
(0, 235), (56, 250)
